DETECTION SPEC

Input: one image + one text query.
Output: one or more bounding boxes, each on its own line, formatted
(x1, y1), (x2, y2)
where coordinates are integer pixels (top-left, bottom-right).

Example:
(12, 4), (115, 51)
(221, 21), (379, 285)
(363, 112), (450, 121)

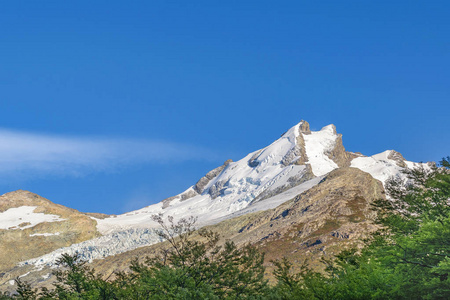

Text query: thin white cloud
(0, 129), (219, 178)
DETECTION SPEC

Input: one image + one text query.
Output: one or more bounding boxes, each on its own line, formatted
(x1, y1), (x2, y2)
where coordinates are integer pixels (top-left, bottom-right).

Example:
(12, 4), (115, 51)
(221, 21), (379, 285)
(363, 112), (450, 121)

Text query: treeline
(2, 158), (449, 299)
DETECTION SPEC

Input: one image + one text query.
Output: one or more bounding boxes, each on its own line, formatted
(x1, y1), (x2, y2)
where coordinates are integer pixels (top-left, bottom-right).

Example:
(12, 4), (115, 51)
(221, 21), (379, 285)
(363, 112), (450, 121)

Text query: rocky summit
(0, 120), (426, 291)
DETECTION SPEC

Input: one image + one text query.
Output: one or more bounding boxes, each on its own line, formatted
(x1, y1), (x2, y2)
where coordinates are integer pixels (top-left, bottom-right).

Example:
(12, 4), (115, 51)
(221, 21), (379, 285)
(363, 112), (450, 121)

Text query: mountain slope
(0, 190), (101, 273)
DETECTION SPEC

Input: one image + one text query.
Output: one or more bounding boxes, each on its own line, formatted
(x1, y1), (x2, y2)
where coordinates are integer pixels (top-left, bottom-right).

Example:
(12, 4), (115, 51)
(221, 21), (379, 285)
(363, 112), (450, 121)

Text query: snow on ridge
(371, 150), (394, 161)
(350, 150), (423, 185)
(351, 155), (402, 184)
(0, 206), (65, 230)
(303, 125), (339, 176)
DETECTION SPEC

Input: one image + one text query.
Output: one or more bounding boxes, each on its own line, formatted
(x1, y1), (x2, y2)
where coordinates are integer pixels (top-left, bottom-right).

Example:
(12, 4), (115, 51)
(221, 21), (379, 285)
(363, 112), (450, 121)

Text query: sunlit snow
(303, 125), (339, 176)
(29, 232), (61, 237)
(0, 206), (65, 230)
(351, 150), (421, 184)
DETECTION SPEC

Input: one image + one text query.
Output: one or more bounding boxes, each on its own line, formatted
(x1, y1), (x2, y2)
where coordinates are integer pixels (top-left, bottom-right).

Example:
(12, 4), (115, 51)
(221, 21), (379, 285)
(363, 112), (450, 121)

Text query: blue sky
(1, 1), (449, 214)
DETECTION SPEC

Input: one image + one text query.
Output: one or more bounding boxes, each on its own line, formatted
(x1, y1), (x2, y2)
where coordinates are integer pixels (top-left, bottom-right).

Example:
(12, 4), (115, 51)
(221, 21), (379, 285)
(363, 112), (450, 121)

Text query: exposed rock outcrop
(298, 120), (311, 135)
(194, 159), (232, 194)
(161, 195), (178, 209)
(208, 179), (229, 199)
(161, 160), (233, 208)
(388, 150), (407, 168)
(248, 150), (262, 168)
(326, 134), (359, 167)
(281, 132), (309, 166)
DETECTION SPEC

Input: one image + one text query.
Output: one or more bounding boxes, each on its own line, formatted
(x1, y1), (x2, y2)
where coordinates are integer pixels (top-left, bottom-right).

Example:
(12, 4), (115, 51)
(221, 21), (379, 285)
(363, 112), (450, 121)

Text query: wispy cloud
(0, 128), (219, 178)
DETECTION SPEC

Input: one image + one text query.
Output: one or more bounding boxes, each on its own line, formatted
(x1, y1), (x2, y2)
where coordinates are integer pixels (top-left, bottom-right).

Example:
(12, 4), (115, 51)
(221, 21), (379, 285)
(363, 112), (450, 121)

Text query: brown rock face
(298, 120), (311, 135)
(388, 150), (407, 168)
(326, 134), (359, 167)
(161, 159), (233, 207)
(0, 191), (102, 272)
(194, 159), (232, 194)
(281, 133), (309, 166)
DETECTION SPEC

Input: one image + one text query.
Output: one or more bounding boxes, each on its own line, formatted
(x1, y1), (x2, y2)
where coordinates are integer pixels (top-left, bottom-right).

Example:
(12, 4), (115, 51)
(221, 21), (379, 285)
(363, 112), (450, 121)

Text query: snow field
(0, 206), (65, 230)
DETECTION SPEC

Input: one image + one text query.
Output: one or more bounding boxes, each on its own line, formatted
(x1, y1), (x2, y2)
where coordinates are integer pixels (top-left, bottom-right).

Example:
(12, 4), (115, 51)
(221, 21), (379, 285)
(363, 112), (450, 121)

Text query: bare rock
(281, 133), (309, 166)
(194, 159), (232, 194)
(208, 179), (228, 199)
(326, 134), (359, 168)
(161, 195), (178, 209)
(388, 150), (407, 168)
(298, 120), (311, 135)
(180, 190), (198, 201)
(248, 150), (262, 168)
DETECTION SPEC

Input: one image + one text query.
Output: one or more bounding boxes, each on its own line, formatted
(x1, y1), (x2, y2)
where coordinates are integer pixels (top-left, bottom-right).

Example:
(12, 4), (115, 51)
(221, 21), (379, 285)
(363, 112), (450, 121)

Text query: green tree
(0, 291), (13, 300)
(36, 252), (116, 300)
(370, 158), (450, 298)
(118, 215), (267, 299)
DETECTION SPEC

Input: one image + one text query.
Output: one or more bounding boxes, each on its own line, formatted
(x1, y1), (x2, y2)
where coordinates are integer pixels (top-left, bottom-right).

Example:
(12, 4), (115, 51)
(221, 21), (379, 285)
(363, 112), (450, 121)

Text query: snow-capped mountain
(94, 120), (419, 235)
(0, 120), (426, 288)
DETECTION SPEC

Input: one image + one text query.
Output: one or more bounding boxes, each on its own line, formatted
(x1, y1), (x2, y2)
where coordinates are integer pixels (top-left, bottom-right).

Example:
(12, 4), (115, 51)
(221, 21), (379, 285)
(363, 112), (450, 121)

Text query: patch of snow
(303, 125), (339, 176)
(351, 155), (402, 184)
(30, 232), (61, 237)
(18, 272), (30, 278)
(351, 150), (426, 185)
(0, 206), (65, 230)
(405, 161), (420, 169)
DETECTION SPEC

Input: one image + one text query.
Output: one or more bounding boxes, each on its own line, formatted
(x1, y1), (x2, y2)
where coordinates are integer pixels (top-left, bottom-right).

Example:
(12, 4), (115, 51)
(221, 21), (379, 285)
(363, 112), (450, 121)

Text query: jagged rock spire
(298, 120), (311, 134)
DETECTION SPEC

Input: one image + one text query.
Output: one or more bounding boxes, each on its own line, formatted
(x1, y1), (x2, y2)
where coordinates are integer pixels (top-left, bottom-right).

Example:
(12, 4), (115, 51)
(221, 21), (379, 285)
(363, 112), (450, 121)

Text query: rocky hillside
(0, 190), (102, 280)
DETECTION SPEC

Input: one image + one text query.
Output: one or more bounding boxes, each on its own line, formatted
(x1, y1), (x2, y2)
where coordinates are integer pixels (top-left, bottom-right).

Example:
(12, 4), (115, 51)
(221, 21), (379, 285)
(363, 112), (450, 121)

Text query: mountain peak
(2, 189), (37, 197)
(320, 124), (337, 135)
(298, 120), (311, 134)
(0, 190), (49, 211)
